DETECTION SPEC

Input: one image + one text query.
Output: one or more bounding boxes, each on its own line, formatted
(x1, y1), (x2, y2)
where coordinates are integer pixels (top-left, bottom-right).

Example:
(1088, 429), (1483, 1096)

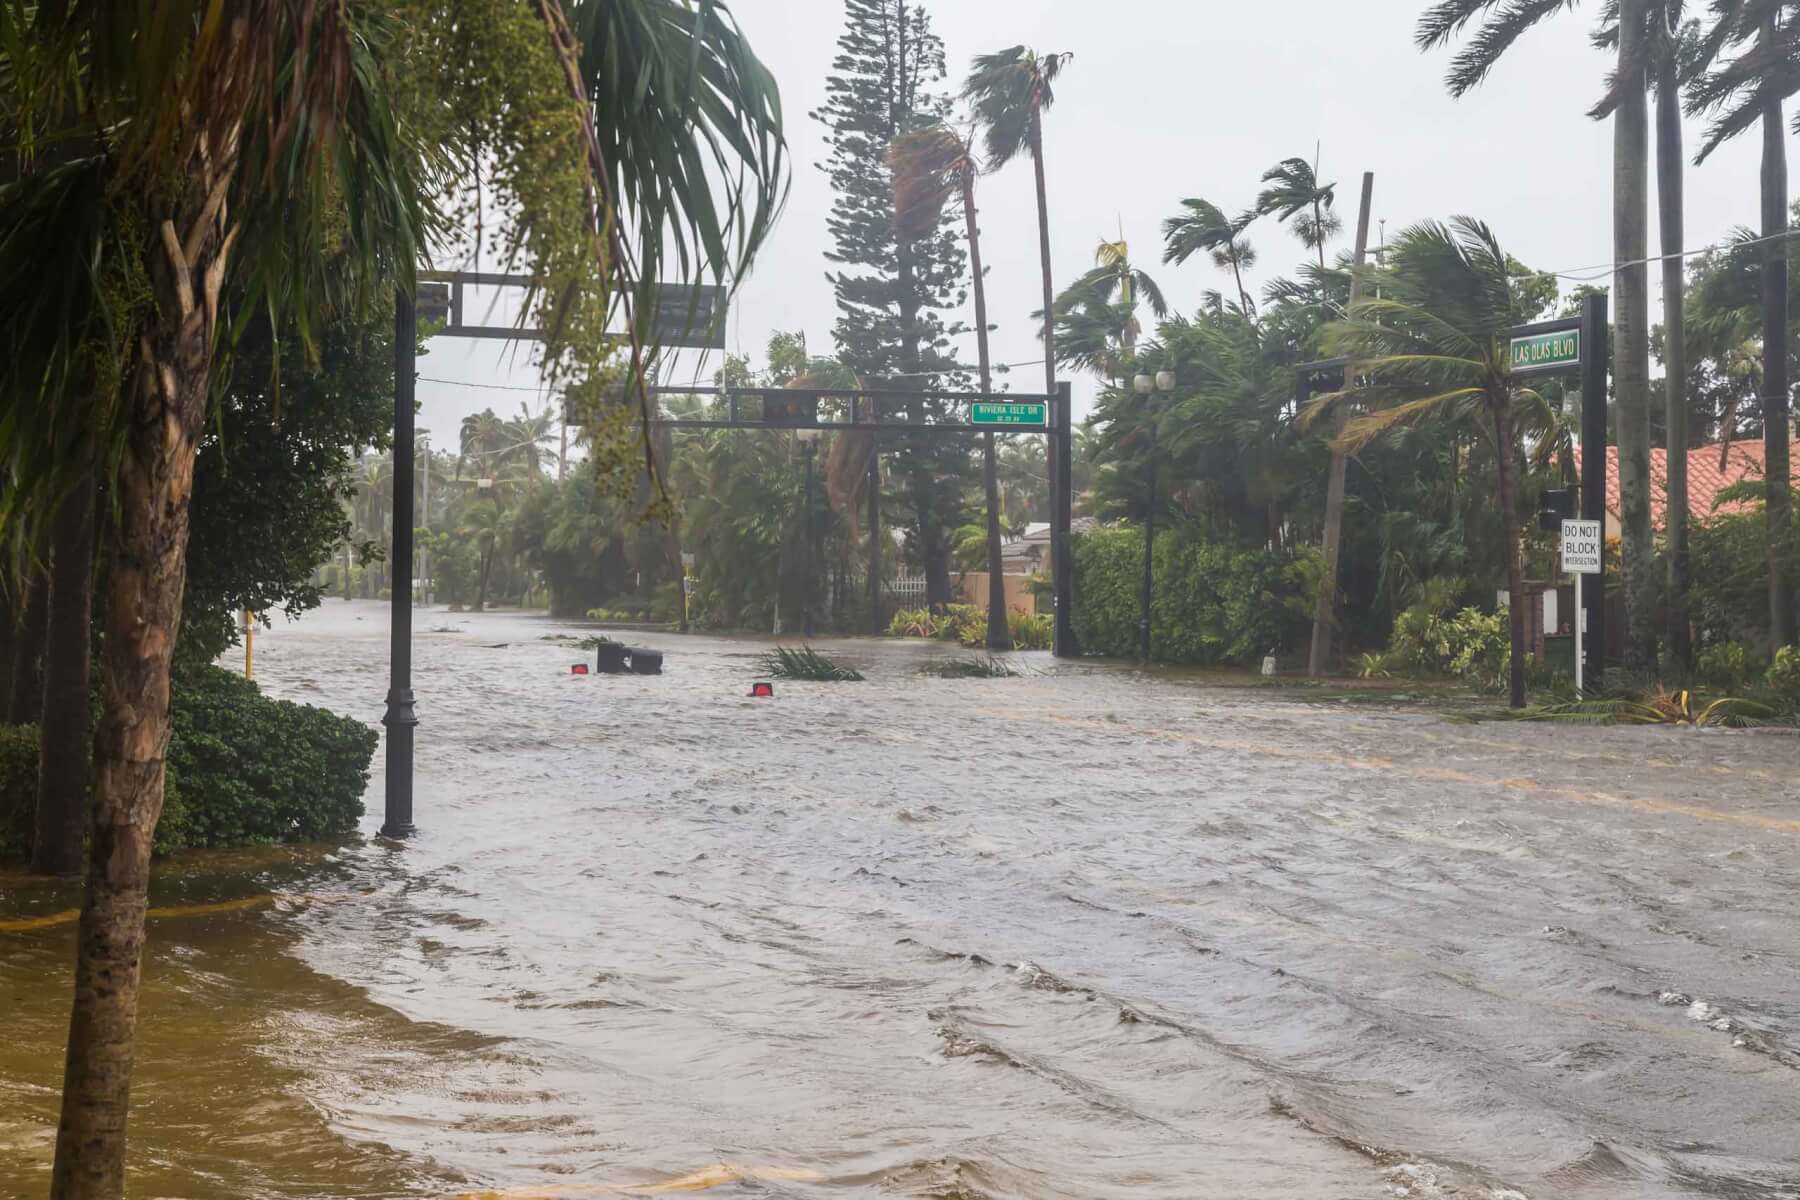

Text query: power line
(1542, 225), (1800, 282)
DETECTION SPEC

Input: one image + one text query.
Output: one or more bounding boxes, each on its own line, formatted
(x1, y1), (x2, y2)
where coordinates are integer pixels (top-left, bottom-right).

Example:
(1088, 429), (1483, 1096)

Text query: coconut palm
(1316, 218), (1545, 708)
(502, 403), (561, 483)
(0, 1), (786, 1190)
(1162, 198), (1260, 317)
(963, 45), (1072, 564)
(1042, 239), (1168, 382)
(1256, 155), (1342, 279)
(888, 122), (1010, 649)
(1082, 235), (1169, 358)
(1688, 0), (1800, 649)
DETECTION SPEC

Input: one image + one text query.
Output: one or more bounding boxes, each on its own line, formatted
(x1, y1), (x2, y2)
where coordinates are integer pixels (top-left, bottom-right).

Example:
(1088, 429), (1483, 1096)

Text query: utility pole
(1308, 171), (1374, 678)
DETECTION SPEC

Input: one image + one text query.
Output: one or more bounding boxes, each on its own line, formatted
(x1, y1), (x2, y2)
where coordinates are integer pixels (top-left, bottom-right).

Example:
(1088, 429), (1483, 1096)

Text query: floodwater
(4, 600), (1800, 1200)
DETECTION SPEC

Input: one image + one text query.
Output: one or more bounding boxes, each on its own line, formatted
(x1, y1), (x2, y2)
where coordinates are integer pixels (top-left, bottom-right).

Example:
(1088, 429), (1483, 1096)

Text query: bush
(1695, 640), (1762, 689)
(888, 608), (942, 638)
(1071, 524), (1311, 664)
(1372, 586), (1511, 691)
(1768, 645), (1800, 695)
(166, 664), (377, 848)
(2, 724), (189, 862)
(1009, 608), (1052, 650)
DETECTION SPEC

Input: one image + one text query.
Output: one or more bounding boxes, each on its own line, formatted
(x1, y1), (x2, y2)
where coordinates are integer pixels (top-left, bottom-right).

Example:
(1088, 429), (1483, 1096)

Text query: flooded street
(4, 598), (1800, 1199)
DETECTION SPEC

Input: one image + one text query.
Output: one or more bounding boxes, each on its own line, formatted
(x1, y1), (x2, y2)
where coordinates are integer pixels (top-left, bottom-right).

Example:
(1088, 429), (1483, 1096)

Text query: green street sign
(971, 401), (1047, 426)
(1510, 329), (1580, 374)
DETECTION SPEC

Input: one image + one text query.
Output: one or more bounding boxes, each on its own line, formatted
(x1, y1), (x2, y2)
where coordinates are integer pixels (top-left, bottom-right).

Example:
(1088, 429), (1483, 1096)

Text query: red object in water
(570, 663), (590, 675)
(749, 682), (774, 698)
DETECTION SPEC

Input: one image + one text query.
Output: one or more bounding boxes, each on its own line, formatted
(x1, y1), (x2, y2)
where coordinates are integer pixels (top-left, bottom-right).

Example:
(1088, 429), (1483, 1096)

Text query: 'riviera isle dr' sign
(971, 402), (1047, 427)
(1509, 329), (1580, 374)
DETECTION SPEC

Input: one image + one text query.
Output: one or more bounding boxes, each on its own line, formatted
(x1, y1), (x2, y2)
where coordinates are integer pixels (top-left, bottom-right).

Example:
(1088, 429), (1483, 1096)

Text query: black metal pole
(1139, 445), (1155, 665)
(1579, 291), (1608, 689)
(802, 440), (815, 639)
(382, 289), (418, 838)
(1052, 381), (1075, 657)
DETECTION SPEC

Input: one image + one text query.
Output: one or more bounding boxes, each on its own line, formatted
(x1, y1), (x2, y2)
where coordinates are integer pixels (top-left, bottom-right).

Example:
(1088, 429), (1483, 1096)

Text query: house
(1572, 441), (1800, 535)
(956, 518), (1097, 614)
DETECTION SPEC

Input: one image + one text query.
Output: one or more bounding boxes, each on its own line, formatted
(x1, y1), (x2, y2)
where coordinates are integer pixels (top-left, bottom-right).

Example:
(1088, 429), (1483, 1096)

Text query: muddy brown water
(3, 599), (1799, 1199)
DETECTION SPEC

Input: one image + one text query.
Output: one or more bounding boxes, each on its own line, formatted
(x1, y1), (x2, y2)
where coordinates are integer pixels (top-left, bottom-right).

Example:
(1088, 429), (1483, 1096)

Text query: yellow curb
(0, 893), (278, 934)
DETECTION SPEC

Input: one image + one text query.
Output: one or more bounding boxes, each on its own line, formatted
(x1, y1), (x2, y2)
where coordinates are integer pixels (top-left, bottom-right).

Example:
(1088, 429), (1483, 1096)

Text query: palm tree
(1163, 198), (1259, 316)
(502, 403), (561, 483)
(889, 122), (1011, 649)
(1688, 0), (1800, 649)
(1318, 218), (1545, 708)
(1042, 239), (1169, 382)
(459, 499), (510, 612)
(1086, 235), (1169, 358)
(1256, 155), (1342, 281)
(1416, 0), (1671, 668)
(0, 2), (786, 1191)
(963, 45), (1072, 574)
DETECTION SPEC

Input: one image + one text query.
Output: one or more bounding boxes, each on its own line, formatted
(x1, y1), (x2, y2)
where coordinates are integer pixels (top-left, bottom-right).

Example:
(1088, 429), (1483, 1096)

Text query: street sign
(971, 401), (1047, 426)
(1510, 329), (1581, 374)
(1561, 519), (1603, 574)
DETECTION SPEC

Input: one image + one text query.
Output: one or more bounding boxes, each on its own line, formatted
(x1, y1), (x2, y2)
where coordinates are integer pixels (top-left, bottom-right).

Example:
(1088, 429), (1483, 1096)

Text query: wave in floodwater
(3, 599), (1800, 1199)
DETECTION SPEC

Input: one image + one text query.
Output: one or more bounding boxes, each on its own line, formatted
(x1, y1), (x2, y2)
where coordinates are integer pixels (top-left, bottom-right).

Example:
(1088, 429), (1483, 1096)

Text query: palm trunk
(964, 175), (1012, 651)
(1614, 0), (1656, 671)
(54, 117), (239, 1187)
(476, 543), (493, 612)
(1494, 404), (1527, 709)
(1761, 15), (1796, 650)
(1230, 252), (1252, 316)
(1657, 45), (1691, 669)
(1030, 112), (1064, 644)
(343, 540), (352, 600)
(1308, 172), (1373, 678)
(32, 470), (96, 876)
(8, 567), (48, 724)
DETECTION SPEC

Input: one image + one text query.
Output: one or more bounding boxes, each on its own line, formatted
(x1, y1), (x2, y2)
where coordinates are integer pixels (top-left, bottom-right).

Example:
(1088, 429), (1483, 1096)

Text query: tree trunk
(1657, 44), (1691, 669)
(54, 121), (238, 1189)
(0, 570), (15, 713)
(964, 172), (1011, 651)
(1494, 403), (1527, 709)
(343, 540), (353, 600)
(1614, 0), (1656, 672)
(1761, 15), (1796, 651)
(1030, 112), (1063, 645)
(9, 567), (48, 724)
(32, 470), (96, 876)
(476, 543), (493, 612)
(1230, 252), (1252, 316)
(1308, 172), (1373, 678)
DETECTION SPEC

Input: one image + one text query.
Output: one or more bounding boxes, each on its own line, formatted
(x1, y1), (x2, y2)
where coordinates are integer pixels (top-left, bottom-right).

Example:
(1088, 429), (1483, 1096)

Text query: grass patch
(759, 646), (864, 682)
(920, 656), (1018, 679)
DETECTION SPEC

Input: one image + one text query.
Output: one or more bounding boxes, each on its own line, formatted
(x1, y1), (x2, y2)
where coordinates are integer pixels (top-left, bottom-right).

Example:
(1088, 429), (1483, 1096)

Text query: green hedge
(0, 665), (376, 863)
(1072, 524), (1311, 665)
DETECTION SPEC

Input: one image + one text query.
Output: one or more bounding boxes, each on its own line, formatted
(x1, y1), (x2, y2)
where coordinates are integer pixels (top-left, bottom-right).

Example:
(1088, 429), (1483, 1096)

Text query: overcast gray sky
(415, 0), (1771, 445)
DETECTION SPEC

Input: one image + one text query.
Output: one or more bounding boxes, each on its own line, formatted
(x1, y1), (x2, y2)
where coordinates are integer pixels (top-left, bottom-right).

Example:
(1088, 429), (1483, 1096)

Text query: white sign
(1561, 519), (1603, 575)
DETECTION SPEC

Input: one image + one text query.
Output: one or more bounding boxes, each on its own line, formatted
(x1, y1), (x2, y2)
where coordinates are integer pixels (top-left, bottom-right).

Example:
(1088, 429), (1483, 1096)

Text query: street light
(796, 427), (822, 638)
(1134, 368), (1176, 665)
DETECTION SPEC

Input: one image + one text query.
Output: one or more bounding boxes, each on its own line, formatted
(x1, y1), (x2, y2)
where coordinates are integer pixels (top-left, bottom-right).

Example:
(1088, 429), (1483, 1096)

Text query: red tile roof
(1572, 441), (1800, 527)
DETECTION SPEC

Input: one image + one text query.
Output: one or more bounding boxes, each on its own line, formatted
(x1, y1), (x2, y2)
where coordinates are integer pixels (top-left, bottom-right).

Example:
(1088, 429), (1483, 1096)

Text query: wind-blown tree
(963, 44), (1072, 574)
(814, 0), (970, 609)
(1257, 155), (1342, 281)
(1163, 198), (1260, 317)
(889, 122), (1010, 648)
(0, 1), (785, 1192)
(1688, 0), (1800, 649)
(1319, 218), (1549, 708)
(1042, 239), (1169, 383)
(1083, 236), (1170, 359)
(1415, 0), (1671, 669)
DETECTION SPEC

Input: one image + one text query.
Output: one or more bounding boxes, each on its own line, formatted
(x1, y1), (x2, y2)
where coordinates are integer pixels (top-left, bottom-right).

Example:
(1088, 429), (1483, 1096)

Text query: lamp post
(1134, 368), (1176, 665)
(797, 427), (821, 638)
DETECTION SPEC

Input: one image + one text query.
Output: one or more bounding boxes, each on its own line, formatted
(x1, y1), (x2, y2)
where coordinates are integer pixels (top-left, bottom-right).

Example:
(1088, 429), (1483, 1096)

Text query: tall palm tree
(1041, 239), (1169, 382)
(1689, 0), (1800, 650)
(1318, 218), (1546, 708)
(1163, 198), (1259, 316)
(963, 45), (1072, 569)
(1086, 235), (1170, 358)
(502, 403), (561, 483)
(1416, 0), (1676, 669)
(1256, 155), (1342, 281)
(0, 2), (786, 1192)
(889, 122), (1010, 649)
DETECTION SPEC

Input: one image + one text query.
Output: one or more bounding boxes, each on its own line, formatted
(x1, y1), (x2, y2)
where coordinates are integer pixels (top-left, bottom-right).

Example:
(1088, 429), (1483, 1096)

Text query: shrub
(1768, 645), (1800, 695)
(2, 724), (188, 862)
(1071, 524), (1310, 664)
(759, 646), (864, 681)
(940, 604), (984, 643)
(1008, 608), (1052, 650)
(1695, 640), (1761, 689)
(1374, 590), (1510, 691)
(888, 608), (941, 638)
(166, 664), (378, 848)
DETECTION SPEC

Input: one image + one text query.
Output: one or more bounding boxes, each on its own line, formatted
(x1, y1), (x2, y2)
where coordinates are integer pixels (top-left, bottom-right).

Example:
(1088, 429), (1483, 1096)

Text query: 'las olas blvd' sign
(1509, 329), (1580, 375)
